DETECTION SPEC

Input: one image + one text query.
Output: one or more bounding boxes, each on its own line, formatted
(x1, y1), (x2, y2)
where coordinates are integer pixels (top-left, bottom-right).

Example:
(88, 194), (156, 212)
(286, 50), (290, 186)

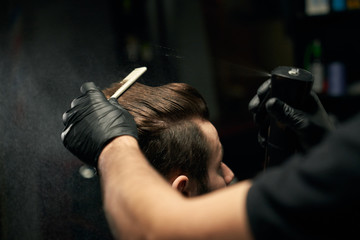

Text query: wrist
(98, 136), (139, 170)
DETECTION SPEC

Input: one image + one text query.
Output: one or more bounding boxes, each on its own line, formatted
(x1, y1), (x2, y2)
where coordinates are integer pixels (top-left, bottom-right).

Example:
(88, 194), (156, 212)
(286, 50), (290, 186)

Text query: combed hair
(103, 82), (211, 194)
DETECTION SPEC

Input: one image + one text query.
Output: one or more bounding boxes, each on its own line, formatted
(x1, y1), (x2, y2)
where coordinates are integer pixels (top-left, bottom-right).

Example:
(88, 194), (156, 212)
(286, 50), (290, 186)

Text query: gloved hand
(61, 82), (138, 167)
(249, 79), (335, 152)
(248, 80), (272, 148)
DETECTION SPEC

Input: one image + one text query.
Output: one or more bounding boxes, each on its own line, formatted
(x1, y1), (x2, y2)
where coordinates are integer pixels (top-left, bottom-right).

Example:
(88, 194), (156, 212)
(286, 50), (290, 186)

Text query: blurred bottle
(305, 39), (325, 93)
(306, 0), (330, 15)
(332, 0), (347, 11)
(328, 61), (346, 96)
(347, 0), (360, 10)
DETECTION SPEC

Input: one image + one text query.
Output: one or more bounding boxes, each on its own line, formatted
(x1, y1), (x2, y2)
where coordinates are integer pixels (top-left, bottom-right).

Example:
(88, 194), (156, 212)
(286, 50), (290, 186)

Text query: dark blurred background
(1, 0), (360, 239)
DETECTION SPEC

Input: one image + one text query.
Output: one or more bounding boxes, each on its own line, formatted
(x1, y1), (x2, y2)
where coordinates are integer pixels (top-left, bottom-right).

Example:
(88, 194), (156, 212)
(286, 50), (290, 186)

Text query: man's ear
(171, 175), (190, 196)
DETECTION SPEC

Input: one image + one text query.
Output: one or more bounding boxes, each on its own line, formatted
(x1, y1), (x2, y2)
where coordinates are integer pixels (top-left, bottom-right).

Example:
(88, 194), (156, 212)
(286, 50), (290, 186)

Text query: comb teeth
(110, 67), (147, 99)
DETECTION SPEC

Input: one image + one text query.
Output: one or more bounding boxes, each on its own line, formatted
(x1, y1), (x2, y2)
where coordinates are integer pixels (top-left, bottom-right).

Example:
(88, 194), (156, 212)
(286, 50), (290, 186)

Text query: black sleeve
(246, 113), (360, 240)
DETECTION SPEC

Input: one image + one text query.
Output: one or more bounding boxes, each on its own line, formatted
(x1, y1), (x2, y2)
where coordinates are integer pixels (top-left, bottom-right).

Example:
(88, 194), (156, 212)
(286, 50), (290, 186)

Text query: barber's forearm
(98, 136), (180, 239)
(97, 136), (254, 240)
(98, 135), (143, 177)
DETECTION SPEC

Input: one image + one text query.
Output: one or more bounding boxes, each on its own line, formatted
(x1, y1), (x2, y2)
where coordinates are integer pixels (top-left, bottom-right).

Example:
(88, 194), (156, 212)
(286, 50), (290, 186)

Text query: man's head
(103, 82), (234, 196)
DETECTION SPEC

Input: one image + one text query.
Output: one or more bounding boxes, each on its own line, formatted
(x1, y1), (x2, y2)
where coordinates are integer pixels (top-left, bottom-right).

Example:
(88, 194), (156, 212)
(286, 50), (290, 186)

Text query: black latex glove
(249, 79), (335, 152)
(61, 82), (138, 166)
(248, 80), (272, 148)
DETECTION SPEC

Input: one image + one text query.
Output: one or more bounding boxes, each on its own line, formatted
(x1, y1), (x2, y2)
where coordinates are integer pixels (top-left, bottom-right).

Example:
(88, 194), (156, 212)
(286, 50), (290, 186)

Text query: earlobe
(171, 175), (190, 196)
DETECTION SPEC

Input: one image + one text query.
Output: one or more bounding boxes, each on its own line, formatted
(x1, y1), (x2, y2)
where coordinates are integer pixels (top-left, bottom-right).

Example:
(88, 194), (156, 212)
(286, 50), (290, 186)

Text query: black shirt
(247, 113), (360, 240)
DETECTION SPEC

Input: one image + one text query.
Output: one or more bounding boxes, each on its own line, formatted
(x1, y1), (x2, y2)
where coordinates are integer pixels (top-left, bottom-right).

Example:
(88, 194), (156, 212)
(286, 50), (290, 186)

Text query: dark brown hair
(103, 82), (211, 194)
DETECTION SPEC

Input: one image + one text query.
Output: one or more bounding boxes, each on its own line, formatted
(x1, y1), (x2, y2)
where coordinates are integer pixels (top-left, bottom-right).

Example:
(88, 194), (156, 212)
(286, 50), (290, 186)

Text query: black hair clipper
(265, 66), (313, 168)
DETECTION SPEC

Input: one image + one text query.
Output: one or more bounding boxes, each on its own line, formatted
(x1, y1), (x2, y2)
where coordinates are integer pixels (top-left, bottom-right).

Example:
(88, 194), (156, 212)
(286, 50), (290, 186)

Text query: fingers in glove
(257, 79), (271, 99)
(62, 83), (101, 125)
(249, 80), (272, 125)
(249, 95), (268, 125)
(63, 94), (92, 127)
(78, 82), (108, 106)
(63, 83), (110, 126)
(80, 82), (99, 94)
(61, 123), (73, 142)
(248, 79), (271, 112)
(266, 98), (308, 131)
(108, 97), (125, 110)
(62, 103), (89, 127)
(248, 95), (260, 113)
